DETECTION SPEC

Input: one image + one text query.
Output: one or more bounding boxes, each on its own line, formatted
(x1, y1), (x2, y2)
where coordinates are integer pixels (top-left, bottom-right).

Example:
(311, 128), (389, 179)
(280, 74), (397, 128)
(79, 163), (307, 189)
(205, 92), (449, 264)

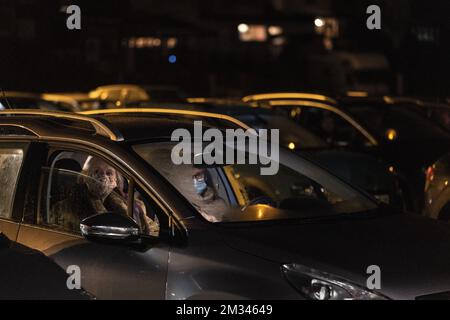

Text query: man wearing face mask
(139, 149), (228, 223)
(190, 167), (227, 222)
(51, 157), (128, 231)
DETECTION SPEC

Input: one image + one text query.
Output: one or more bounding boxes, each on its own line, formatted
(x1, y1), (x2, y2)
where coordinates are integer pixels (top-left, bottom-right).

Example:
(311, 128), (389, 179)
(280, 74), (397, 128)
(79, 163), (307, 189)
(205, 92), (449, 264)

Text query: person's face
(86, 160), (118, 198)
(192, 168), (207, 195)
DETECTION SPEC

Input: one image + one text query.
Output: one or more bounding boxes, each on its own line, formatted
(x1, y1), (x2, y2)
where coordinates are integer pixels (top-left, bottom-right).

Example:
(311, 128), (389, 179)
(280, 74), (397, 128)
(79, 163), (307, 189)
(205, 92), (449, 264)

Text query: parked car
(178, 99), (404, 208)
(0, 91), (69, 111)
(2, 109), (450, 299)
(405, 100), (450, 132)
(89, 84), (185, 107)
(0, 233), (92, 299)
(42, 93), (103, 111)
(244, 93), (450, 212)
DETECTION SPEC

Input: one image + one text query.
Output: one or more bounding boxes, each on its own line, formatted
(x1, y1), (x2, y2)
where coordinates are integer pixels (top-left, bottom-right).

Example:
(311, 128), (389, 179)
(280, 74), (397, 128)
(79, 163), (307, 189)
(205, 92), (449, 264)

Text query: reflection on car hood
(306, 149), (395, 192)
(219, 211), (450, 299)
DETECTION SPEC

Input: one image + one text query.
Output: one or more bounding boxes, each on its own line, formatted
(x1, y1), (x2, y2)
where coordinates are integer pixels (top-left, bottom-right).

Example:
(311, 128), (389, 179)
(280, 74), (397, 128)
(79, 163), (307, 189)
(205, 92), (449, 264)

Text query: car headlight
(282, 263), (388, 300)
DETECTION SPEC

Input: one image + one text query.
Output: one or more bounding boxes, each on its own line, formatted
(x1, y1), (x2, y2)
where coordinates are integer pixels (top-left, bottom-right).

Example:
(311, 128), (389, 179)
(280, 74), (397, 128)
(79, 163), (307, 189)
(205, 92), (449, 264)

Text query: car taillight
(426, 166), (435, 182)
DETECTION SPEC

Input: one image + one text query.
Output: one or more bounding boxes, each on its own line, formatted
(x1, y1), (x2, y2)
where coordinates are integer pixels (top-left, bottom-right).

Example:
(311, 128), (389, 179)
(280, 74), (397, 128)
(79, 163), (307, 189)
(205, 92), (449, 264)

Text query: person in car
(131, 192), (160, 236)
(190, 167), (227, 222)
(147, 148), (228, 222)
(51, 157), (128, 231)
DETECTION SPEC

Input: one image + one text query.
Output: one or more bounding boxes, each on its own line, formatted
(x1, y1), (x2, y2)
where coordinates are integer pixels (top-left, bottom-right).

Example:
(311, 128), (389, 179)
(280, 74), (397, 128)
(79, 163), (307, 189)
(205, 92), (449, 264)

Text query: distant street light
(238, 23), (249, 33)
(314, 18), (325, 27)
(268, 25), (283, 36)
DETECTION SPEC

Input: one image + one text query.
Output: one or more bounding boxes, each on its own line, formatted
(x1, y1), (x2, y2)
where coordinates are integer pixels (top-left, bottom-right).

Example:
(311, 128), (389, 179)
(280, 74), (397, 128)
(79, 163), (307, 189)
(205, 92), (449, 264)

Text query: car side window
(124, 89), (148, 102)
(0, 148), (25, 219)
(38, 151), (128, 233)
(132, 144), (233, 222)
(38, 150), (161, 236)
(296, 107), (369, 147)
(103, 89), (122, 101)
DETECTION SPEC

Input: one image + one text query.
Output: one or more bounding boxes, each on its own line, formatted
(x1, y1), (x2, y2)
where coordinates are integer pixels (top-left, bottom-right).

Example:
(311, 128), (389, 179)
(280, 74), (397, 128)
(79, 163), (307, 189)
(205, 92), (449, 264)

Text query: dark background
(0, 0), (448, 98)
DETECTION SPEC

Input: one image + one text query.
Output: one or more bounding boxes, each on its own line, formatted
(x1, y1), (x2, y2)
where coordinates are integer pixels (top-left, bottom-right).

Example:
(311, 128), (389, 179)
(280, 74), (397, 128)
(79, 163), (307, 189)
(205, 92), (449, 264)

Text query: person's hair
(78, 156), (124, 194)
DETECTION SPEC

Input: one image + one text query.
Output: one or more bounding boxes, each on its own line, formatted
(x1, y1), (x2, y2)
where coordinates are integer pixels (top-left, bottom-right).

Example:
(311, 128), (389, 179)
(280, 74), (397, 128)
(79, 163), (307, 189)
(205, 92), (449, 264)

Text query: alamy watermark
(66, 5), (81, 30)
(366, 5), (381, 30)
(66, 264), (81, 290)
(66, 4), (380, 32)
(366, 264), (381, 290)
(170, 121), (280, 175)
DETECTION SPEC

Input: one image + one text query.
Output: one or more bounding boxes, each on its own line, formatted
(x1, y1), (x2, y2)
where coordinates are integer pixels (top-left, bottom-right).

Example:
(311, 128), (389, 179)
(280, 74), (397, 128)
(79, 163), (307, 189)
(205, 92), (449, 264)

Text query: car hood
(218, 211), (450, 299)
(305, 149), (396, 192)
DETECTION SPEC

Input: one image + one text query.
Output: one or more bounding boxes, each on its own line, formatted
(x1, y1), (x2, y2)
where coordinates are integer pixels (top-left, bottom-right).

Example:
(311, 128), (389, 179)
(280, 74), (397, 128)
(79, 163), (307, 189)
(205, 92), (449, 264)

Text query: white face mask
(86, 170), (117, 199)
(193, 177), (208, 195)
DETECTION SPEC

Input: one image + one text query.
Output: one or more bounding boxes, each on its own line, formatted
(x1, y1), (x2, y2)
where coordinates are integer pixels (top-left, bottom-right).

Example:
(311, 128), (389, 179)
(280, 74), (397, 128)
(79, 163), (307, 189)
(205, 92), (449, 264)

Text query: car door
(16, 144), (170, 299)
(0, 141), (30, 241)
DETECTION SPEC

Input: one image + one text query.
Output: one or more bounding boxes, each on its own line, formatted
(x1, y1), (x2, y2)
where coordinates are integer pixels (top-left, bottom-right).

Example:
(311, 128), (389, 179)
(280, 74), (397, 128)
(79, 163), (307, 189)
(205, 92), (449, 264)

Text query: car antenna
(0, 88), (12, 109)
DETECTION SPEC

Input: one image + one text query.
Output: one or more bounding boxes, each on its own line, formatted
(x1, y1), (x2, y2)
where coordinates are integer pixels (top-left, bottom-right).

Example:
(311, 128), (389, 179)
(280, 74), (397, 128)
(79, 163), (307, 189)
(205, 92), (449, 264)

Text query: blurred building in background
(0, 0), (448, 98)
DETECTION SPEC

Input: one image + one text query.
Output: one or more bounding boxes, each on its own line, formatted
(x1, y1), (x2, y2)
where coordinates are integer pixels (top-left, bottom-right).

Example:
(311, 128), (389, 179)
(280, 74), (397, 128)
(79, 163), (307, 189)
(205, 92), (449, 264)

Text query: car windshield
(198, 104), (329, 149)
(346, 104), (450, 141)
(233, 113), (328, 149)
(133, 141), (377, 223)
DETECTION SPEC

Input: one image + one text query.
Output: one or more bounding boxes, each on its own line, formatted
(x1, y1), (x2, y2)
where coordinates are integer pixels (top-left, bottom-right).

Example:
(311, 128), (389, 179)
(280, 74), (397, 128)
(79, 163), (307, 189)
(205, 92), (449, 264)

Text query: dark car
(176, 99), (404, 209)
(0, 91), (77, 112)
(244, 93), (450, 212)
(405, 100), (450, 132)
(42, 93), (105, 112)
(3, 109), (450, 300)
(0, 233), (92, 299)
(340, 96), (450, 211)
(89, 84), (186, 108)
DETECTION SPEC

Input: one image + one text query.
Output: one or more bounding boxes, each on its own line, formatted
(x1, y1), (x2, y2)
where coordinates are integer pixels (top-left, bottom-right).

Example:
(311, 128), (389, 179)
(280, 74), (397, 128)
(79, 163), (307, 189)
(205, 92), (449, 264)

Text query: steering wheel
(291, 180), (328, 201)
(242, 196), (277, 211)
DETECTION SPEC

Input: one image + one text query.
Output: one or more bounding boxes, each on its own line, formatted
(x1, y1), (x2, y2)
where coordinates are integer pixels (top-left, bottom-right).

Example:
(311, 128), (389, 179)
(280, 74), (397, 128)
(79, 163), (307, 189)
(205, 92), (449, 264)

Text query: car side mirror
(80, 213), (140, 242)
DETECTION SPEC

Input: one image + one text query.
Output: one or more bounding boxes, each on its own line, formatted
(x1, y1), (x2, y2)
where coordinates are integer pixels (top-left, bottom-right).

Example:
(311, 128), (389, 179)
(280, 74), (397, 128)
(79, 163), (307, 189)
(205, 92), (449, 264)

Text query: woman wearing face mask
(51, 156), (128, 231)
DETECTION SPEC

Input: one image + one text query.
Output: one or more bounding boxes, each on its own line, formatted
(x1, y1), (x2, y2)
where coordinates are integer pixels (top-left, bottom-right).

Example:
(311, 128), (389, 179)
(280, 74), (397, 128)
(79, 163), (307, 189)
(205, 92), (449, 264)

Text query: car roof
(187, 97), (248, 106)
(242, 92), (337, 105)
(2, 91), (41, 99)
(135, 98), (278, 117)
(243, 92), (431, 109)
(337, 96), (421, 107)
(81, 108), (249, 129)
(90, 114), (219, 141)
(0, 110), (123, 141)
(0, 108), (249, 143)
(93, 84), (143, 91)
